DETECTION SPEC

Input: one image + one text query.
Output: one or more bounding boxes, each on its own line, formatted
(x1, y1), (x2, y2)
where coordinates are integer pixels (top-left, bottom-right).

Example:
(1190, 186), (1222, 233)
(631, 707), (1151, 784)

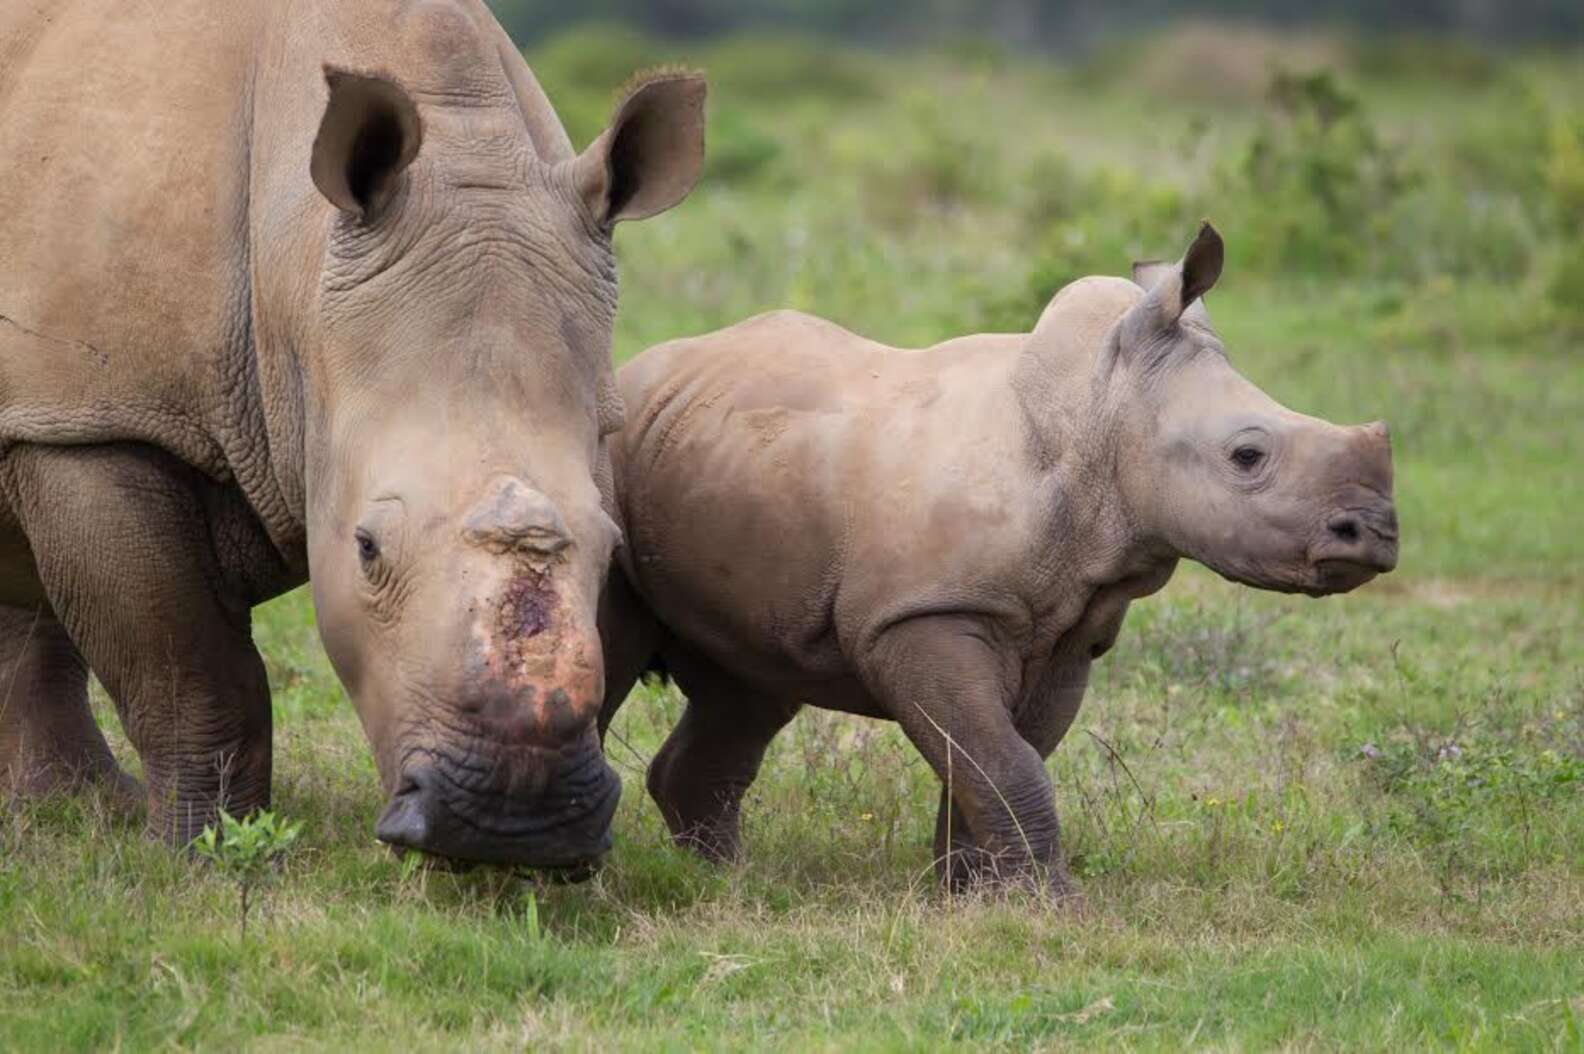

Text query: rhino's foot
(668, 823), (742, 865)
(2, 754), (139, 808)
(647, 743), (746, 864)
(937, 846), (1087, 911)
(104, 768), (146, 815)
(931, 786), (1082, 908)
(141, 759), (272, 848)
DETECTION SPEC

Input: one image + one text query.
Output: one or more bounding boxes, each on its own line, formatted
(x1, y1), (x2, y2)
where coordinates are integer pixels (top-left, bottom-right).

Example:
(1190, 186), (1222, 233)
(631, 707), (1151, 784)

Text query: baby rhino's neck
(1001, 280), (1169, 607)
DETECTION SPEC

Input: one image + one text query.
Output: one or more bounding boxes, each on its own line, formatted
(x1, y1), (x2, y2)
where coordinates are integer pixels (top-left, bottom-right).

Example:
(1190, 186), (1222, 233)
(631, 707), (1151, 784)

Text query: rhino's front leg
(932, 653), (1094, 892)
(7, 444), (272, 845)
(860, 615), (1078, 901)
(931, 789), (984, 891)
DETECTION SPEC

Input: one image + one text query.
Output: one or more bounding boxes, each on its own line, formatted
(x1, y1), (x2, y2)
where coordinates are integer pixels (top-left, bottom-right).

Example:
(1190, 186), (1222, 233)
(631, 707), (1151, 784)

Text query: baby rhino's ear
(1130, 223), (1223, 329)
(1177, 222), (1224, 310)
(1131, 259), (1174, 291)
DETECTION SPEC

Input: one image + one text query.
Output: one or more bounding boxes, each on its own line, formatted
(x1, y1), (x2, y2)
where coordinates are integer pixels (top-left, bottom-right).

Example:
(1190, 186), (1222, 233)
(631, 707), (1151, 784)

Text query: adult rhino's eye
(355, 528), (380, 564)
(1231, 445), (1266, 470)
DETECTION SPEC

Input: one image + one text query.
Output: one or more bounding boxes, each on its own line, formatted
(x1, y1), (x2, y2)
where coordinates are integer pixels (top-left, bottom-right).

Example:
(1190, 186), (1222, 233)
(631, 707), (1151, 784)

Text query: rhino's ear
(1128, 223), (1224, 334)
(311, 68), (423, 221)
(1131, 259), (1173, 291)
(573, 72), (706, 226)
(1178, 222), (1224, 309)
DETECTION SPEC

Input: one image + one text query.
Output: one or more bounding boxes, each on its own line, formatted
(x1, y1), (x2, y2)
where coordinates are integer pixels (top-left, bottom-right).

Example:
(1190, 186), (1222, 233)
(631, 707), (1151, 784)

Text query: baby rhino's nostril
(1328, 516), (1361, 543)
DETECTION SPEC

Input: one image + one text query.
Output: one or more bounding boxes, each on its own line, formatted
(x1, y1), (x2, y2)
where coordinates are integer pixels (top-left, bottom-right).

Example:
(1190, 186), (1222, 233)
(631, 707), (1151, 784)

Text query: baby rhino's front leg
(858, 615), (1078, 903)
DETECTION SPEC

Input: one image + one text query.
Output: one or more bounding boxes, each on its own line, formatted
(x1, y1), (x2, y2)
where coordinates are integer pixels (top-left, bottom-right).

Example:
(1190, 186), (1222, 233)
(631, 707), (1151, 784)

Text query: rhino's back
(618, 310), (1023, 456)
(0, 1), (275, 471)
(0, 0), (545, 485)
(614, 311), (1039, 674)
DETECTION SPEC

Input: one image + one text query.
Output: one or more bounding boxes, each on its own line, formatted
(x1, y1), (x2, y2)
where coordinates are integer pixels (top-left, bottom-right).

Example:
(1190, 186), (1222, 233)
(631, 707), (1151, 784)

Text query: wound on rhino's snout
(480, 569), (602, 741)
(499, 572), (556, 643)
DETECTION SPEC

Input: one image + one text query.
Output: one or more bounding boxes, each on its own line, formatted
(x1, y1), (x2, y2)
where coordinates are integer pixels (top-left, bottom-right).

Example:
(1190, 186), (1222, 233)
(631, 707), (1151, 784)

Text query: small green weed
(191, 809), (303, 942)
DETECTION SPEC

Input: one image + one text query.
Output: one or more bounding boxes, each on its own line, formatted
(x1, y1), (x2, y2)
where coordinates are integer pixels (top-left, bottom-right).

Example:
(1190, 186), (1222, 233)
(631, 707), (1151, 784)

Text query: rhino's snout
(375, 772), (441, 856)
(375, 749), (619, 871)
(1308, 499), (1398, 594)
(1314, 505), (1398, 569)
(1327, 505), (1399, 555)
(1303, 420), (1398, 592)
(462, 476), (571, 556)
(362, 471), (616, 869)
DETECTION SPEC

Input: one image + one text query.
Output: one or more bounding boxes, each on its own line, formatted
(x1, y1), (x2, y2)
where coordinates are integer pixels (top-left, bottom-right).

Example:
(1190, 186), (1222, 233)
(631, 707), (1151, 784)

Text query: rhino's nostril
(1328, 516), (1361, 543)
(376, 773), (434, 850)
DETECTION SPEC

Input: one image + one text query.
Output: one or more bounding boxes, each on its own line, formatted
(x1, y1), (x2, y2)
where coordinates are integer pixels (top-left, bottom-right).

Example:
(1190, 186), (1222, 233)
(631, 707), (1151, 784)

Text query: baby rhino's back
(611, 310), (1027, 682)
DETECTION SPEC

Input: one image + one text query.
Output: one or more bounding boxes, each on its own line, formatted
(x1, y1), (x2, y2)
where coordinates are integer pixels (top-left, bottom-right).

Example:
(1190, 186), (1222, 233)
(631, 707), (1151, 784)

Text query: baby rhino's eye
(1231, 445), (1266, 470)
(355, 528), (380, 563)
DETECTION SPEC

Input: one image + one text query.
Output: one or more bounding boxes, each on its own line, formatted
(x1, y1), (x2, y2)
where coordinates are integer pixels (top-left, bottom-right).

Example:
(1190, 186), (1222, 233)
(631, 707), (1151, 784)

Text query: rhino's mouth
(375, 746), (620, 871)
(1206, 557), (1379, 598)
(1308, 558), (1384, 596)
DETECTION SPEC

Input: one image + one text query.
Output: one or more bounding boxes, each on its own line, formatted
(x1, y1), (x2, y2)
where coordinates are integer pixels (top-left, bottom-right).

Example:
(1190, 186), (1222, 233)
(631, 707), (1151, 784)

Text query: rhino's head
(301, 63), (705, 869)
(1110, 224), (1398, 596)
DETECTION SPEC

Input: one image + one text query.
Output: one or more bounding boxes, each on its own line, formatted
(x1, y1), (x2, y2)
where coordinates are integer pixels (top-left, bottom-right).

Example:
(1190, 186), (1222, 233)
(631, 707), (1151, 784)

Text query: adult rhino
(0, 0), (704, 870)
(599, 224), (1398, 899)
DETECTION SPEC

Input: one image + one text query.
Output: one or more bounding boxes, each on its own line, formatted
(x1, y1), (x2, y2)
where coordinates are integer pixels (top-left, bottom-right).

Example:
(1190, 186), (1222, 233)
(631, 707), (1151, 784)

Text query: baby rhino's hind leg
(595, 562), (664, 741)
(0, 604), (133, 802)
(646, 652), (799, 863)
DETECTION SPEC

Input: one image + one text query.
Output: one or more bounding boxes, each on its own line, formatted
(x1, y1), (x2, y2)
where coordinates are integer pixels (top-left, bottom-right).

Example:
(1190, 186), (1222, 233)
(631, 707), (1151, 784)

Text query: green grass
(3, 26), (1583, 1051)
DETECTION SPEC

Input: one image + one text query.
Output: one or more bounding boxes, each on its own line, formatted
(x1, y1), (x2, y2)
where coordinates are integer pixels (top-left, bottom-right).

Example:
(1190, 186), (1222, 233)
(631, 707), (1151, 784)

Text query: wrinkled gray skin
(599, 225), (1398, 898)
(0, 0), (705, 870)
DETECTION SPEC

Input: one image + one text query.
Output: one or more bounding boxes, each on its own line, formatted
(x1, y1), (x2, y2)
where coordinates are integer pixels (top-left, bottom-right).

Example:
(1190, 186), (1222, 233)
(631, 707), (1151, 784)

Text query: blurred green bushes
(1227, 71), (1421, 276)
(1349, 34), (1499, 86)
(526, 23), (667, 146)
(1547, 115), (1584, 325)
(702, 34), (880, 104)
(1213, 67), (1579, 304)
(527, 25), (877, 186)
(488, 0), (1584, 50)
(524, 24), (1583, 342)
(1007, 64), (1578, 335)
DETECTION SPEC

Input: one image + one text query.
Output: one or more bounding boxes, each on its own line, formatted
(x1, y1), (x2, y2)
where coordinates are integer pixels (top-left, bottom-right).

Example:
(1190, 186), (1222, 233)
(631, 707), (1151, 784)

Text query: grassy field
(3, 26), (1583, 1051)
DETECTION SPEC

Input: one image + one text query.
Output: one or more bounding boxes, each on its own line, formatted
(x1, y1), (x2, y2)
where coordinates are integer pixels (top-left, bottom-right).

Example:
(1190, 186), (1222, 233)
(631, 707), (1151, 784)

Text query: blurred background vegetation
(489, 0), (1584, 48)
(490, 0), (1584, 344)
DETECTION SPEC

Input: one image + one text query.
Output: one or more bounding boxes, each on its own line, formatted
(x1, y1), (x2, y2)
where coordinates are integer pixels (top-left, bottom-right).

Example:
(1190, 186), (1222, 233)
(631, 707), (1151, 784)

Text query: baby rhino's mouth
(1309, 557), (1385, 596)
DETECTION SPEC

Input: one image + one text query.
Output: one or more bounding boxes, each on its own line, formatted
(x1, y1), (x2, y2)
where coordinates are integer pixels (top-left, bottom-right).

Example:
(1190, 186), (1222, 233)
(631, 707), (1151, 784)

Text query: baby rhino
(598, 224), (1398, 899)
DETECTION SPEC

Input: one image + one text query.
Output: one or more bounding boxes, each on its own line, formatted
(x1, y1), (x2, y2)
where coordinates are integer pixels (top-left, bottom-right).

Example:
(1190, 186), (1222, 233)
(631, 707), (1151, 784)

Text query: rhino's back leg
(595, 561), (664, 740)
(0, 602), (134, 801)
(645, 647), (800, 863)
(4, 442), (272, 845)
